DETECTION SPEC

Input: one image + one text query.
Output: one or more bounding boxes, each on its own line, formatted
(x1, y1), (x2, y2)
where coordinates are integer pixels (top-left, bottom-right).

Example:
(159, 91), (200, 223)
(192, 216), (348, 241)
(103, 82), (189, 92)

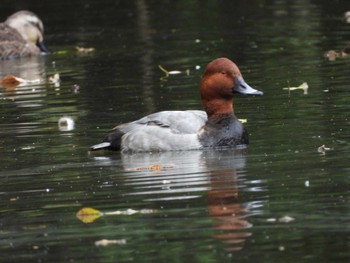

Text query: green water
(0, 0), (349, 262)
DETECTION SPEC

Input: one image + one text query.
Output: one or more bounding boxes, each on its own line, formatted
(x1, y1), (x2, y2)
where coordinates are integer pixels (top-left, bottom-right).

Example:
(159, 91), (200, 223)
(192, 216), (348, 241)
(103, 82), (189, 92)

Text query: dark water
(1, 0), (350, 262)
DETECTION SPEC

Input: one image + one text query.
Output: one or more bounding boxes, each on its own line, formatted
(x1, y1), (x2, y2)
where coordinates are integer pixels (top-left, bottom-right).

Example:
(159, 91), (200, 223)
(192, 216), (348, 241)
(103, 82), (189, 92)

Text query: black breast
(198, 114), (248, 147)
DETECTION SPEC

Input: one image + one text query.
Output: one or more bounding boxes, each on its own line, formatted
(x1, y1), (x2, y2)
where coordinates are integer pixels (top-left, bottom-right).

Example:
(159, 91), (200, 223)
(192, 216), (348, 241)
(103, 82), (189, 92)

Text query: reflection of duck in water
(117, 150), (253, 251)
(203, 151), (252, 251)
(0, 10), (50, 60)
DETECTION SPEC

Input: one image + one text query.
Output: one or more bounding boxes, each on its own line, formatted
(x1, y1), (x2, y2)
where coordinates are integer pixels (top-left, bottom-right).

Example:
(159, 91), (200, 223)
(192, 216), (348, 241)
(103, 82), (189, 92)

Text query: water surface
(0, 1), (349, 262)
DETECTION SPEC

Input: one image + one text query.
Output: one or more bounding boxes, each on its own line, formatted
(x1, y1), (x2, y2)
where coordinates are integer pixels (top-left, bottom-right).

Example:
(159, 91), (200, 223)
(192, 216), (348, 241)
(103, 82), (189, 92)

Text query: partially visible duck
(345, 11), (350, 24)
(90, 57), (263, 152)
(0, 10), (49, 60)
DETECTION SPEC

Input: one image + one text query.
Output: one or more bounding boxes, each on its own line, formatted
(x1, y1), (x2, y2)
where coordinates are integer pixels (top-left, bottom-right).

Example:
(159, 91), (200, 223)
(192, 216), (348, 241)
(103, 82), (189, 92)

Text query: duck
(90, 57), (263, 152)
(0, 10), (50, 60)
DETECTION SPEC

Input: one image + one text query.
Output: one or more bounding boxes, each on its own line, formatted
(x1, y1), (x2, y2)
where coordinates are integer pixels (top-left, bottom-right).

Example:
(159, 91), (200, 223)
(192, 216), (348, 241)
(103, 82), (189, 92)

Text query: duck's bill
(233, 76), (263, 96)
(36, 41), (51, 54)
(90, 142), (112, 151)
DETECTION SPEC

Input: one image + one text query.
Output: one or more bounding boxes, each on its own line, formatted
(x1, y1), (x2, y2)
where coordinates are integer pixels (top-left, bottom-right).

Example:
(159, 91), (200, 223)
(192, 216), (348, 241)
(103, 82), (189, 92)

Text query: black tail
(89, 128), (124, 151)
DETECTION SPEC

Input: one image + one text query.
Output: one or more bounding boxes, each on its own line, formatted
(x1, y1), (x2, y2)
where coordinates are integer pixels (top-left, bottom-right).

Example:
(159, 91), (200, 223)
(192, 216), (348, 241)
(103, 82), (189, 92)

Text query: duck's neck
(203, 99), (234, 119)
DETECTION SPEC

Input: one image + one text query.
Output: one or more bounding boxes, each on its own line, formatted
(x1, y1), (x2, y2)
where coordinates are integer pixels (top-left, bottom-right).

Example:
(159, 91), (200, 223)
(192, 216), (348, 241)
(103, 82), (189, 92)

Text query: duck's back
(0, 23), (24, 42)
(122, 110), (207, 134)
(0, 23), (39, 59)
(91, 110), (207, 151)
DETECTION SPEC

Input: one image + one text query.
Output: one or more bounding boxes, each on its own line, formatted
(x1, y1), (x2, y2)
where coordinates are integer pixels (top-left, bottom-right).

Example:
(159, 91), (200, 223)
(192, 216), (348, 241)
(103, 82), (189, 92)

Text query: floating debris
(324, 44), (350, 61)
(58, 116), (75, 131)
(76, 46), (95, 53)
(1, 75), (20, 86)
(162, 180), (171, 184)
(71, 84), (80, 94)
(317, 144), (332, 154)
(21, 145), (36, 150)
(278, 216), (295, 223)
(76, 207), (101, 216)
(48, 73), (61, 89)
(158, 65), (190, 79)
(267, 216), (295, 223)
(128, 164), (174, 171)
(95, 239), (126, 247)
(48, 73), (60, 84)
(278, 246), (285, 251)
(76, 207), (156, 223)
(304, 180), (310, 187)
(343, 45), (350, 55)
(324, 49), (348, 61)
(283, 82), (309, 95)
(0, 74), (41, 88)
(266, 218), (277, 222)
(54, 50), (68, 55)
(324, 50), (339, 61)
(76, 207), (101, 224)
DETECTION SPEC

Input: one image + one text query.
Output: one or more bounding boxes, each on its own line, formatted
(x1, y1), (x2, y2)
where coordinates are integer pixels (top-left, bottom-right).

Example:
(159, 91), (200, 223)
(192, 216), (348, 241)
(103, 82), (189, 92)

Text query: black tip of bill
(37, 41), (51, 54)
(89, 142), (111, 151)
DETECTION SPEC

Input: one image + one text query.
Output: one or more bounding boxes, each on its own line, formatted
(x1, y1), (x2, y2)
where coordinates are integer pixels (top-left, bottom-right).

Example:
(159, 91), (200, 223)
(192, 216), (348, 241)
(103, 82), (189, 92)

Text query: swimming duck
(90, 57), (263, 152)
(0, 10), (49, 60)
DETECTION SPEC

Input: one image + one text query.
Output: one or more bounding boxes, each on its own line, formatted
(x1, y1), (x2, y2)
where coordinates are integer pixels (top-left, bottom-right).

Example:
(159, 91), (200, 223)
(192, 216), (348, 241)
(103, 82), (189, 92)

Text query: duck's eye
(221, 71), (226, 75)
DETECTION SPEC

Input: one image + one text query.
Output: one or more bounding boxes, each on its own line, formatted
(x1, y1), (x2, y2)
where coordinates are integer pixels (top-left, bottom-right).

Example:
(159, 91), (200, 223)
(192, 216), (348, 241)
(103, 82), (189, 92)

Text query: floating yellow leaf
(76, 207), (155, 223)
(76, 207), (102, 223)
(76, 207), (101, 215)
